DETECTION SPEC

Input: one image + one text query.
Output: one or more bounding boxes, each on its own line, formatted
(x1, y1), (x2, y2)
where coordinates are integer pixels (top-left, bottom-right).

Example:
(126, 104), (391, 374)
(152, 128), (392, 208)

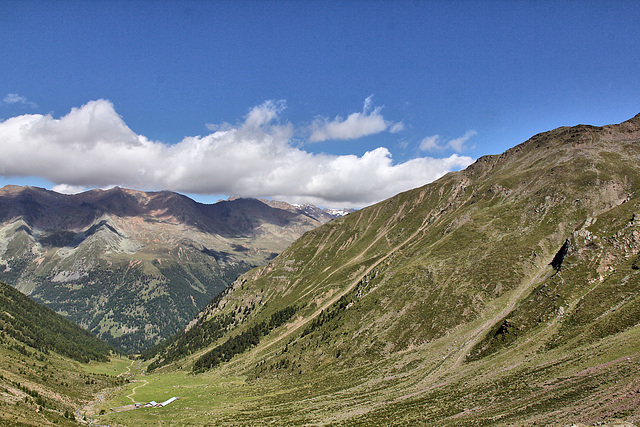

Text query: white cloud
(448, 130), (477, 152)
(205, 122), (232, 132)
(389, 122), (405, 133)
(309, 96), (402, 142)
(3, 93), (38, 108)
(51, 184), (87, 194)
(0, 99), (473, 208)
(419, 135), (443, 152)
(419, 130), (477, 153)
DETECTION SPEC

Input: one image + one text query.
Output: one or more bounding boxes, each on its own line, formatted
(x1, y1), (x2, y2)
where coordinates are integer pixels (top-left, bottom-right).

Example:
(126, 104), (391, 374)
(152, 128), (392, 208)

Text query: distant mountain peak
(0, 186), (336, 352)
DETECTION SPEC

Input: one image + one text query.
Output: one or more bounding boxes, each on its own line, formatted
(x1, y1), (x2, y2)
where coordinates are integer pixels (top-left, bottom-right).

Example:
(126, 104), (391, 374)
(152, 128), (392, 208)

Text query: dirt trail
(260, 214), (437, 352)
(117, 359), (135, 380)
(76, 359), (136, 426)
(264, 186), (474, 354)
(125, 379), (149, 403)
(450, 263), (553, 367)
(359, 263), (555, 410)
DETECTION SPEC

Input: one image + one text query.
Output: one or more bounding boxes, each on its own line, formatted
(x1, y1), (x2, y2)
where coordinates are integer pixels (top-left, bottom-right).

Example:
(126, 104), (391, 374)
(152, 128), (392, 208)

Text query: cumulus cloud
(0, 99), (473, 208)
(309, 96), (403, 142)
(205, 122), (233, 132)
(2, 93), (38, 108)
(419, 130), (477, 153)
(51, 184), (88, 194)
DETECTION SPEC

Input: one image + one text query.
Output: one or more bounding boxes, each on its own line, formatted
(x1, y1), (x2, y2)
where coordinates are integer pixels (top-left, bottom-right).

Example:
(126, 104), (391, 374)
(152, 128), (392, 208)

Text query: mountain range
(2, 112), (640, 426)
(0, 187), (342, 352)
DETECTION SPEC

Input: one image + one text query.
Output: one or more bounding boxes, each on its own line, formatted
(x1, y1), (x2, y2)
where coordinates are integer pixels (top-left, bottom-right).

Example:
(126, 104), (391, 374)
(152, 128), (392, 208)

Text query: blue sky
(1, 0), (639, 208)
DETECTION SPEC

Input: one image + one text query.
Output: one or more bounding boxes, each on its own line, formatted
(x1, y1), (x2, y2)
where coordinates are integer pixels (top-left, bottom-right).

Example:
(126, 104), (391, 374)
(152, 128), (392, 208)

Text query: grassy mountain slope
(0, 188), (336, 352)
(122, 113), (640, 426)
(0, 280), (114, 363)
(0, 280), (124, 426)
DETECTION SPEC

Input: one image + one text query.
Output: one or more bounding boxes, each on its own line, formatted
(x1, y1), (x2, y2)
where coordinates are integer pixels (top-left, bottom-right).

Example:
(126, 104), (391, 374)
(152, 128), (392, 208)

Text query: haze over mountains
(0, 187), (342, 352)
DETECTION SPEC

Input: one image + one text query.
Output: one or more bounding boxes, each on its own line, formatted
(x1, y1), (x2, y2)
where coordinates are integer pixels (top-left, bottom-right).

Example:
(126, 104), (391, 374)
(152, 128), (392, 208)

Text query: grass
(98, 368), (252, 426)
(81, 355), (132, 376)
(0, 340), (123, 426)
(20, 119), (640, 425)
(95, 318), (640, 426)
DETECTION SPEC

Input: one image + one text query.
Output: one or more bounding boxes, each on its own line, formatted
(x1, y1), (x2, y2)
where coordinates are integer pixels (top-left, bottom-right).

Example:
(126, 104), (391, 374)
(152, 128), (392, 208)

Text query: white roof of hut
(158, 397), (178, 407)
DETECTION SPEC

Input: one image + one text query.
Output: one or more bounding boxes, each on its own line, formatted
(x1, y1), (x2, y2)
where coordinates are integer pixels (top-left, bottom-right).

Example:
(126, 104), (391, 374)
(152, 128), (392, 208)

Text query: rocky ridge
(0, 187), (338, 352)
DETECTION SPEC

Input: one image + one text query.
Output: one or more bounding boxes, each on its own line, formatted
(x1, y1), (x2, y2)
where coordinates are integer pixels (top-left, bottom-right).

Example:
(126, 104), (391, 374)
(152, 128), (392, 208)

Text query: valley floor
(88, 321), (640, 427)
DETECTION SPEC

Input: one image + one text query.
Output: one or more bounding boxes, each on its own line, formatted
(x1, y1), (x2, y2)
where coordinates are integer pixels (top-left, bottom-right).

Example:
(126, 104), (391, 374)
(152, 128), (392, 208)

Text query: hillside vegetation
(0, 281), (114, 363)
(0, 189), (336, 352)
(103, 113), (640, 425)
(0, 280), (126, 426)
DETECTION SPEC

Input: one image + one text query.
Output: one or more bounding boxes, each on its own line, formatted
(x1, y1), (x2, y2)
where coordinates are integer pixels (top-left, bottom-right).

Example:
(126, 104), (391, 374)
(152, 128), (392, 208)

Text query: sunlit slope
(141, 113), (640, 425)
(0, 280), (124, 426)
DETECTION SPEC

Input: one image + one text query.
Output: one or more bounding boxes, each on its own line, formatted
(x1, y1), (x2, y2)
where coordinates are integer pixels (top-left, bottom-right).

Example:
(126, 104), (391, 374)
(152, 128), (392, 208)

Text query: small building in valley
(142, 398), (178, 408)
(158, 397), (178, 407)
